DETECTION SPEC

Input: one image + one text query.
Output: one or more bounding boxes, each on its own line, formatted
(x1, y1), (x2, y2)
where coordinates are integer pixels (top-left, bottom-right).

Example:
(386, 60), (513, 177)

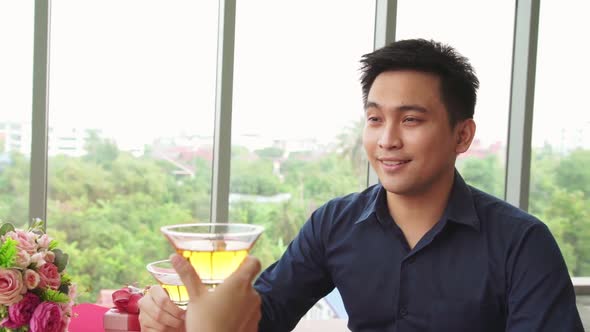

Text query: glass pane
(0, 2), (33, 223)
(232, 1), (374, 320)
(231, 0), (375, 271)
(530, 1), (590, 277)
(397, 0), (515, 198)
(47, 0), (218, 303)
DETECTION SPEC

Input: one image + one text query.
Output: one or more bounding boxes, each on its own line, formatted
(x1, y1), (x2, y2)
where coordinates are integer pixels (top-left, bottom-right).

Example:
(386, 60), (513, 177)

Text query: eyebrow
(364, 101), (428, 113)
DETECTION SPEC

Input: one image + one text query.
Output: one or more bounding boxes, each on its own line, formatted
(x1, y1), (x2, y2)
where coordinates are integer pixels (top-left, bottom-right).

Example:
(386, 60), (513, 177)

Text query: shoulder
(469, 185), (545, 233)
(468, 186), (560, 262)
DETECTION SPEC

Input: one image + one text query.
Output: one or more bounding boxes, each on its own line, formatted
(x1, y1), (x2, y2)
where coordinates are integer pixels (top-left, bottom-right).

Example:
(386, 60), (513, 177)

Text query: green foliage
(530, 147), (590, 276)
(0, 223), (15, 236)
(255, 147), (284, 159)
(52, 249), (69, 272)
(554, 149), (590, 197)
(458, 154), (503, 198)
(231, 159), (282, 195)
(0, 237), (17, 268)
(41, 288), (71, 303)
(83, 129), (119, 166)
(48, 239), (59, 250)
(0, 152), (30, 223)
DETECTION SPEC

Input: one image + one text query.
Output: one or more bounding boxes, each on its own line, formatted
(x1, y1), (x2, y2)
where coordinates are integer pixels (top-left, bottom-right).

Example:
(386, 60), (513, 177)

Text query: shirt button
(399, 306), (408, 318)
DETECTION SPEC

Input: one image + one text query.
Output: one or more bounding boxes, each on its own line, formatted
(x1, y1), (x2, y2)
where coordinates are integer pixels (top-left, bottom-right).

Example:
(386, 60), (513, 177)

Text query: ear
(454, 119), (476, 154)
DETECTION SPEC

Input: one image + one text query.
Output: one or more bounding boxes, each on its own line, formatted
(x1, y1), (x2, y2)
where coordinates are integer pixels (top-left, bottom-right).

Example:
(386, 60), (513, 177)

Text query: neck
(386, 168), (455, 231)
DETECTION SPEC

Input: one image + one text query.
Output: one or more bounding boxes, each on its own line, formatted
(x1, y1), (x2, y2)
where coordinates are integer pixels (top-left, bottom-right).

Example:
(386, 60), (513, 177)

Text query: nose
(378, 125), (402, 149)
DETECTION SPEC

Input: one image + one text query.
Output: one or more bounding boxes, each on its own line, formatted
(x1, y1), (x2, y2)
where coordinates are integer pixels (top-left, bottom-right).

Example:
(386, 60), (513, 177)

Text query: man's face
(363, 70), (466, 196)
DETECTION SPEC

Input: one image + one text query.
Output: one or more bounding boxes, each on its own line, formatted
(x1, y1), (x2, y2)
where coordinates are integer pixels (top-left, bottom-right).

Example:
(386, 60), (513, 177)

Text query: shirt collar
(353, 185), (386, 225)
(353, 170), (480, 231)
(445, 170), (480, 231)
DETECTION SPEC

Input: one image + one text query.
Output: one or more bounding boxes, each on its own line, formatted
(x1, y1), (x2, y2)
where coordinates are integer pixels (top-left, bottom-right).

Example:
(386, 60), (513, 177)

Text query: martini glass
(146, 259), (189, 306)
(160, 223), (264, 288)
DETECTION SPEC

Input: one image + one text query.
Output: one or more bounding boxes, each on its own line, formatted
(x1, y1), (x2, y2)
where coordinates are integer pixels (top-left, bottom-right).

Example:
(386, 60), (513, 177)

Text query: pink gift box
(103, 308), (141, 331)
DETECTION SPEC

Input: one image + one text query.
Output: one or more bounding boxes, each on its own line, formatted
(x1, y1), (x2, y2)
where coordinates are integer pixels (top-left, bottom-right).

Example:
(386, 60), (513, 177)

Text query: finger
(139, 310), (169, 331)
(139, 286), (185, 328)
(149, 285), (186, 319)
(231, 256), (262, 284)
(170, 253), (207, 298)
(142, 327), (180, 332)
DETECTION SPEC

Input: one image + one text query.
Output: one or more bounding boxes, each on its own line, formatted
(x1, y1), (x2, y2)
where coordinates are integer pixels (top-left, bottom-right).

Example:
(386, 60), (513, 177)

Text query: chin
(380, 180), (412, 195)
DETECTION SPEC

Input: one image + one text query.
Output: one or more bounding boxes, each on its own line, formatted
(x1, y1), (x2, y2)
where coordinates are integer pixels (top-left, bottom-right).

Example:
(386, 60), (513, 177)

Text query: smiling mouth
(380, 160), (411, 166)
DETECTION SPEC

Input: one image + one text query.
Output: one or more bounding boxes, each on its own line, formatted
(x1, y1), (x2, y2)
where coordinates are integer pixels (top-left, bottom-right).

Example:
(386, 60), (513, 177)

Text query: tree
(554, 149), (590, 197)
(231, 159), (282, 195)
(83, 129), (119, 167)
(458, 155), (503, 198)
(255, 147), (284, 159)
(337, 116), (366, 178)
(540, 189), (590, 276)
(0, 152), (30, 222)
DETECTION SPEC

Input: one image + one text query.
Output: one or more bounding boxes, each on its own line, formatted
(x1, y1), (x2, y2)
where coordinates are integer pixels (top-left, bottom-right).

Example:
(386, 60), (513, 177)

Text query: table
(69, 303), (349, 331)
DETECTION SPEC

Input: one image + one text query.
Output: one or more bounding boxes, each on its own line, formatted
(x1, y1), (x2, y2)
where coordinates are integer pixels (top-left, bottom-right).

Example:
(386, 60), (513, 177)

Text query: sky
(1, 0), (589, 151)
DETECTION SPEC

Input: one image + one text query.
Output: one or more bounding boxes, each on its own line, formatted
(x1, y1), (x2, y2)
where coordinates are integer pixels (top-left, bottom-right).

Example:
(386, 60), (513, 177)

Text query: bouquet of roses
(0, 219), (75, 332)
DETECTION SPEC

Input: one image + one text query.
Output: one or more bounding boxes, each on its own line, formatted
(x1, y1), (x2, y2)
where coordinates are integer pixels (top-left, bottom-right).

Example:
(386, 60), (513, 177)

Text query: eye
(403, 117), (421, 124)
(366, 116), (381, 124)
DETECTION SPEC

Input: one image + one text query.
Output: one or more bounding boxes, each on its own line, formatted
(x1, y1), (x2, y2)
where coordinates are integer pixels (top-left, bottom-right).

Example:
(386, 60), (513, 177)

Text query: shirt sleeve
(254, 207), (335, 332)
(505, 222), (584, 332)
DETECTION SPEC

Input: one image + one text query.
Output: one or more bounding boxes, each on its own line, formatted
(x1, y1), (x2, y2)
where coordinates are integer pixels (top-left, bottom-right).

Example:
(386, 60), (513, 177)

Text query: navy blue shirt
(254, 172), (584, 331)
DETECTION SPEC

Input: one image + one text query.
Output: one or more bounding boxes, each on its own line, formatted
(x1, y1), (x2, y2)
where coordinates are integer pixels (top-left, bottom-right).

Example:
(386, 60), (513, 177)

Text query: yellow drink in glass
(162, 223), (264, 287)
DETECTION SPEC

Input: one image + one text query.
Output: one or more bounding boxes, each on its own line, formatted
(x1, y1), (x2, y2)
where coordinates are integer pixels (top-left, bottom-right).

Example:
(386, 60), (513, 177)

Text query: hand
(171, 253), (262, 332)
(138, 284), (186, 332)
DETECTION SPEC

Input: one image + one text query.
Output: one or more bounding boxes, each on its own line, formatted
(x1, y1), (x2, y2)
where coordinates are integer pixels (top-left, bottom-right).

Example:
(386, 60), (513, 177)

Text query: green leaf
(41, 288), (70, 303)
(0, 238), (17, 268)
(48, 239), (59, 251)
(52, 249), (69, 272)
(60, 272), (73, 285)
(29, 218), (45, 235)
(0, 223), (15, 237)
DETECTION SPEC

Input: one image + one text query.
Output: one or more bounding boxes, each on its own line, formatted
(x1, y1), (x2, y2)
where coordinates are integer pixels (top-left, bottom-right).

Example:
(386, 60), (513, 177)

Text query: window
(47, 0), (218, 303)
(396, 0), (515, 198)
(530, 0), (590, 277)
(230, 0), (375, 272)
(0, 1), (33, 223)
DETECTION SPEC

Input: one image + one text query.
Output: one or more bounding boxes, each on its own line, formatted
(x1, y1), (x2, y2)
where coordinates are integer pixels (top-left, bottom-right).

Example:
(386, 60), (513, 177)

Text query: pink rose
(44, 251), (56, 263)
(0, 268), (25, 305)
(24, 269), (41, 289)
(29, 302), (62, 332)
(5, 230), (37, 255)
(37, 234), (51, 249)
(30, 252), (46, 267)
(38, 263), (61, 290)
(59, 314), (71, 332)
(15, 249), (31, 268)
(0, 292), (41, 329)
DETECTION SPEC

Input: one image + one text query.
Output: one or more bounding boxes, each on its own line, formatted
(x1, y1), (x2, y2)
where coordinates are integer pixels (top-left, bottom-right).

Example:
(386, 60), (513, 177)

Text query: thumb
(170, 253), (207, 299)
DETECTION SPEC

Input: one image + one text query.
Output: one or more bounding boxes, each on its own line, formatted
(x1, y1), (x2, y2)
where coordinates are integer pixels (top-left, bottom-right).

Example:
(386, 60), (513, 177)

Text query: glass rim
(160, 223), (264, 238)
(146, 259), (177, 275)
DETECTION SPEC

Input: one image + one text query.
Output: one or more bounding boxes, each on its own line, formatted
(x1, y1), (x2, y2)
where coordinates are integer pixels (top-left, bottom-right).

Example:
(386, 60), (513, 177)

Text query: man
(140, 39), (584, 331)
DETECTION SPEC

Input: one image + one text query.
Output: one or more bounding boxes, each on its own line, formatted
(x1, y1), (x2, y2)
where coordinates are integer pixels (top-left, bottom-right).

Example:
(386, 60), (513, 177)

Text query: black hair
(360, 39), (479, 127)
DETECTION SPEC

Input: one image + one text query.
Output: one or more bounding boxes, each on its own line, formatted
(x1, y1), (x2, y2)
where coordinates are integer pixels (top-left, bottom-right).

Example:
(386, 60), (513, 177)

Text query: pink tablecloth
(70, 303), (110, 332)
